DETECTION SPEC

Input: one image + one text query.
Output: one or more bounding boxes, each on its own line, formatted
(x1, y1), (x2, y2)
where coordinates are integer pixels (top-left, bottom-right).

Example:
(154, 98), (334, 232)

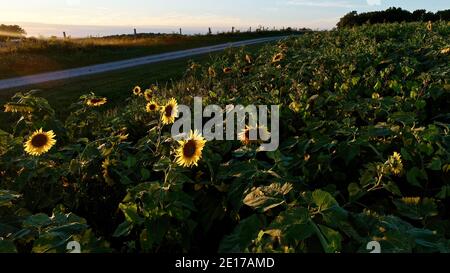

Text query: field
(0, 30), (302, 80)
(0, 22), (449, 253)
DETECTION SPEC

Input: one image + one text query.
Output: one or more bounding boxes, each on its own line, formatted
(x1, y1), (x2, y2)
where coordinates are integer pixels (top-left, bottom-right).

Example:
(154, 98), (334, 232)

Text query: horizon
(1, 0), (449, 37)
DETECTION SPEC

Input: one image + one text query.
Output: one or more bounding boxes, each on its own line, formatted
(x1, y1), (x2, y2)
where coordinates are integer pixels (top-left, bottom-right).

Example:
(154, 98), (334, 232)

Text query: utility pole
(134, 28), (137, 36)
(63, 32), (67, 39)
(179, 28), (182, 35)
(208, 27), (212, 35)
(231, 26), (235, 33)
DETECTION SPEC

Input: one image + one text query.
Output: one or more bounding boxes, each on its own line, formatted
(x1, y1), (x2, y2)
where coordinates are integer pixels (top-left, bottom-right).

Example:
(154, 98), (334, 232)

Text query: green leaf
(406, 167), (427, 188)
(219, 215), (265, 253)
(0, 190), (21, 207)
(153, 157), (171, 172)
(318, 225), (342, 253)
(118, 203), (144, 225)
(393, 197), (438, 220)
(384, 181), (402, 196)
(312, 189), (348, 226)
(0, 240), (17, 253)
(124, 156), (137, 169)
(23, 213), (52, 229)
(243, 183), (293, 212)
(427, 157), (442, 171)
(140, 168), (151, 180)
(113, 221), (133, 237)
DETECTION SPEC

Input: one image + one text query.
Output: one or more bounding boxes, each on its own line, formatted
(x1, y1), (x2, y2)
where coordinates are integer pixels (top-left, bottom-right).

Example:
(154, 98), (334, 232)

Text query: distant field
(0, 30), (303, 79)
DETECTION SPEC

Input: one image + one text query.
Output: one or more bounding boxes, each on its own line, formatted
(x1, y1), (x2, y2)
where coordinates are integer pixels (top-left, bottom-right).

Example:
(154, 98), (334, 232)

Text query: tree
(0, 24), (27, 40)
(337, 8), (450, 28)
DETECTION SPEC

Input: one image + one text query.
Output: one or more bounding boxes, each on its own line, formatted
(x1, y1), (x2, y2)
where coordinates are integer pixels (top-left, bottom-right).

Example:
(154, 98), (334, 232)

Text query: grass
(0, 30), (303, 80)
(0, 43), (268, 130)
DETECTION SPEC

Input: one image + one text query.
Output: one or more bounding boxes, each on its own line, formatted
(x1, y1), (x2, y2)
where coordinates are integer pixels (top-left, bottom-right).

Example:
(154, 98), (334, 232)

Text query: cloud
(367, 0), (382, 6)
(286, 0), (357, 8)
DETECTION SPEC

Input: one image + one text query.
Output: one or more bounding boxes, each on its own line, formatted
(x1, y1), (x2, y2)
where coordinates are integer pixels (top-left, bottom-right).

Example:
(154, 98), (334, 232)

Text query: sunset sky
(1, 0), (448, 37)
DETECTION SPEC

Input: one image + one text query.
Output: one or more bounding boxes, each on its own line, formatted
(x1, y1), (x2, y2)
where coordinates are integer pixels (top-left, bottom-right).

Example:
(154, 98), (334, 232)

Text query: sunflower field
(1, 22), (449, 253)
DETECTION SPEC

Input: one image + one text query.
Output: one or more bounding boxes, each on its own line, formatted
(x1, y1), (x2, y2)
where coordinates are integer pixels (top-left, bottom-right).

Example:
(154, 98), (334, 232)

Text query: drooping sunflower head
(133, 86), (142, 96)
(388, 151), (403, 176)
(223, 67), (232, 74)
(86, 97), (107, 107)
(272, 53), (284, 63)
(24, 128), (57, 156)
(427, 21), (433, 31)
(208, 67), (216, 78)
(144, 89), (153, 101)
(175, 130), (207, 168)
(245, 54), (252, 64)
(441, 47), (450, 55)
(4, 103), (34, 113)
(146, 101), (159, 113)
(242, 66), (251, 75)
(161, 98), (178, 125)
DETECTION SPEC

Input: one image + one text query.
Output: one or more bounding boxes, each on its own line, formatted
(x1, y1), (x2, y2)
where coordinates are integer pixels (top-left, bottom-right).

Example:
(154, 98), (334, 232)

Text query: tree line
(337, 7), (450, 28)
(0, 24), (27, 40)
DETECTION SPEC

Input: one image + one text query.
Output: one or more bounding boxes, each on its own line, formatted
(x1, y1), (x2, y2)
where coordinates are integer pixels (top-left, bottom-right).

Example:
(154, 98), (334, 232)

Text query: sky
(0, 0), (448, 37)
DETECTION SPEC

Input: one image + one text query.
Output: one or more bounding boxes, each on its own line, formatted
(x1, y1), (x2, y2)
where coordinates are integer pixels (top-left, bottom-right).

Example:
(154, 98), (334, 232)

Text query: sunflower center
(90, 98), (102, 104)
(150, 104), (156, 110)
(183, 140), (197, 158)
(165, 105), (173, 117)
(31, 133), (48, 148)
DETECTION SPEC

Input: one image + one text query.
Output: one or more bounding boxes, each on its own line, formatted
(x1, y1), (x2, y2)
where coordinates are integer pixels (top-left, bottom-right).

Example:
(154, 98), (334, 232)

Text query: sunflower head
(161, 98), (178, 125)
(223, 67), (232, 74)
(388, 152), (403, 176)
(144, 89), (153, 101)
(242, 66), (251, 75)
(427, 21), (433, 31)
(441, 47), (450, 55)
(4, 103), (34, 113)
(372, 93), (381, 100)
(238, 126), (270, 145)
(86, 97), (107, 107)
(133, 86), (142, 96)
(208, 67), (216, 78)
(24, 128), (57, 156)
(272, 53), (284, 63)
(175, 130), (207, 168)
(146, 101), (159, 112)
(245, 54), (252, 64)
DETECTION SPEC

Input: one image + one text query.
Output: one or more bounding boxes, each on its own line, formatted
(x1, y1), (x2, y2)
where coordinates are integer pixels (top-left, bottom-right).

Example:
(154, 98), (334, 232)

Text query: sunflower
(24, 128), (57, 156)
(238, 126), (270, 145)
(223, 67), (232, 74)
(4, 103), (34, 113)
(160, 98), (178, 125)
(133, 86), (142, 96)
(372, 93), (381, 100)
(146, 101), (159, 112)
(427, 21), (433, 32)
(272, 53), (284, 63)
(208, 67), (216, 78)
(144, 89), (153, 101)
(175, 130), (207, 168)
(441, 47), (450, 54)
(245, 54), (252, 64)
(387, 152), (403, 176)
(86, 97), (107, 107)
